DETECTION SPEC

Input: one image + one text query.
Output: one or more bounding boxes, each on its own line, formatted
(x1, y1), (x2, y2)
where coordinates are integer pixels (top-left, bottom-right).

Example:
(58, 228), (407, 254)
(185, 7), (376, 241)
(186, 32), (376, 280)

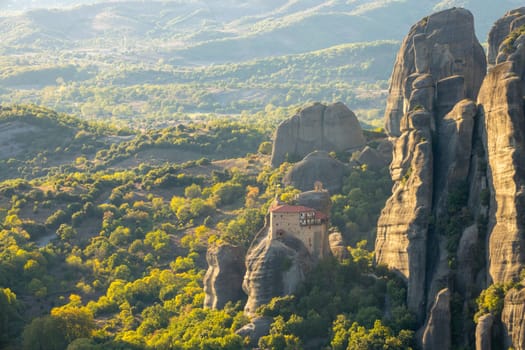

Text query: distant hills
(0, 0), (523, 127)
(1, 1), (523, 61)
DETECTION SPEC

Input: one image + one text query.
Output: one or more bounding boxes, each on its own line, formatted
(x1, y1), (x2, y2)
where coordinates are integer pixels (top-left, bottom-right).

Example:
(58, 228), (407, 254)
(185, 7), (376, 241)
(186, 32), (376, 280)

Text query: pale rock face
(479, 16), (525, 285)
(271, 102), (365, 167)
(384, 8), (486, 136)
(376, 7), (486, 337)
(203, 244), (246, 310)
(476, 314), (494, 350)
(375, 110), (433, 320)
(282, 151), (348, 193)
(480, 10), (525, 349)
(455, 224), (480, 296)
(502, 288), (525, 349)
(242, 230), (313, 315)
(421, 288), (451, 350)
(487, 8), (525, 65)
(328, 231), (350, 262)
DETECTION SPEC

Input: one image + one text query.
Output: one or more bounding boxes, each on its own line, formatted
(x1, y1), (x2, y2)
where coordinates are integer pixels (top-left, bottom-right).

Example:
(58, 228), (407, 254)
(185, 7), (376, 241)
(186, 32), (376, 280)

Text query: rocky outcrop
(479, 11), (525, 285)
(356, 146), (388, 171)
(375, 109), (434, 320)
(243, 189), (331, 315)
(476, 314), (494, 350)
(376, 7), (488, 342)
(236, 316), (272, 347)
(328, 231), (350, 262)
(487, 8), (525, 65)
(282, 151), (348, 193)
(296, 188), (332, 215)
(271, 102), (365, 167)
(203, 244), (246, 310)
(242, 229), (314, 315)
(456, 225), (481, 296)
(421, 288), (451, 350)
(478, 9), (525, 349)
(384, 8), (486, 136)
(502, 288), (525, 349)
(375, 6), (525, 349)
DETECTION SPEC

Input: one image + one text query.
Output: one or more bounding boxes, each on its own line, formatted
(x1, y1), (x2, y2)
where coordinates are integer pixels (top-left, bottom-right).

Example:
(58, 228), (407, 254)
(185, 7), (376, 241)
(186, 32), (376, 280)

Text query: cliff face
(375, 109), (434, 319)
(479, 11), (525, 284)
(375, 8), (487, 330)
(203, 244), (246, 310)
(271, 102), (365, 167)
(376, 6), (525, 349)
(383, 8), (486, 136)
(479, 9), (525, 349)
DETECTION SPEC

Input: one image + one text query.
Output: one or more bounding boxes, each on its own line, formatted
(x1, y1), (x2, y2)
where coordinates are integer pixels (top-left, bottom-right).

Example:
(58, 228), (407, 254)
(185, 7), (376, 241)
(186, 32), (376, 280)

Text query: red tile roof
(271, 205), (328, 220)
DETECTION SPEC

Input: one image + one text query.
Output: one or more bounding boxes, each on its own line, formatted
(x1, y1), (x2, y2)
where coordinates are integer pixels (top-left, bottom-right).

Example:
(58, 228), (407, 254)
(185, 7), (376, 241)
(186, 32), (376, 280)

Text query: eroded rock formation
(282, 151), (348, 193)
(203, 243), (246, 310)
(242, 191), (331, 315)
(502, 288), (525, 349)
(271, 102), (365, 167)
(328, 231), (350, 262)
(487, 8), (525, 65)
(384, 8), (486, 136)
(479, 10), (525, 284)
(420, 288), (451, 350)
(242, 232), (314, 315)
(375, 6), (488, 344)
(376, 6), (525, 349)
(476, 314), (494, 350)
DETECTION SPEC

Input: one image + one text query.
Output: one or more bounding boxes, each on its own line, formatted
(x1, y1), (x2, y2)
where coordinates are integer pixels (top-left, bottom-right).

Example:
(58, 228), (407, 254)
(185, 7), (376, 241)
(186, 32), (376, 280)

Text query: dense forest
(0, 105), (420, 349)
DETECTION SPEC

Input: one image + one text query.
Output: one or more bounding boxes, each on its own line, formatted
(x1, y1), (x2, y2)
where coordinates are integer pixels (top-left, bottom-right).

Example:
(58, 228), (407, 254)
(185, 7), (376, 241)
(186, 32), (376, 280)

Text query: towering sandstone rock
(479, 7), (525, 285)
(479, 8), (525, 349)
(203, 244), (245, 310)
(383, 8), (486, 136)
(375, 8), (487, 331)
(377, 6), (525, 349)
(271, 102), (365, 167)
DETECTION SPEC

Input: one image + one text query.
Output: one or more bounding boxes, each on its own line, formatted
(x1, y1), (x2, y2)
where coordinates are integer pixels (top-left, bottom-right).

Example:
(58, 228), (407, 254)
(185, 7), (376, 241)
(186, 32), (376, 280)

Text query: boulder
(282, 151), (348, 193)
(328, 231), (350, 262)
(356, 146), (387, 171)
(203, 244), (246, 309)
(296, 188), (332, 215)
(271, 102), (365, 167)
(236, 316), (272, 347)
